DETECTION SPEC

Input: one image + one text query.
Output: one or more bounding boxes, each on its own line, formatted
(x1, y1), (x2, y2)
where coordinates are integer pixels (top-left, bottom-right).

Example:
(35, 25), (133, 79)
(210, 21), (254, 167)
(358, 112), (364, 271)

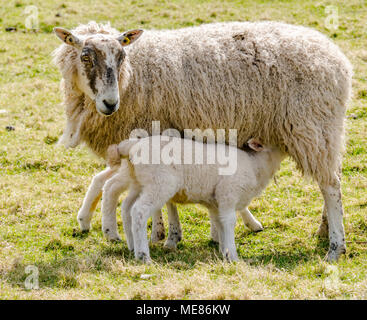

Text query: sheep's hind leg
(319, 174), (346, 262)
(316, 206), (329, 238)
(164, 202), (182, 249)
(77, 168), (116, 232)
(240, 207), (263, 232)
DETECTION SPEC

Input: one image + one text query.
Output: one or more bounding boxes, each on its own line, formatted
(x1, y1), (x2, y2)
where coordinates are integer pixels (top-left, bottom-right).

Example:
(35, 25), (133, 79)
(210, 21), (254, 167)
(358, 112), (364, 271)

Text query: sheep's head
(54, 27), (143, 116)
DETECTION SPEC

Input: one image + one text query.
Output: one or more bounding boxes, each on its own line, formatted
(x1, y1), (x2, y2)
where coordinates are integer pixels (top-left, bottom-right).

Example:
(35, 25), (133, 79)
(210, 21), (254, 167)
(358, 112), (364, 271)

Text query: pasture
(0, 0), (366, 299)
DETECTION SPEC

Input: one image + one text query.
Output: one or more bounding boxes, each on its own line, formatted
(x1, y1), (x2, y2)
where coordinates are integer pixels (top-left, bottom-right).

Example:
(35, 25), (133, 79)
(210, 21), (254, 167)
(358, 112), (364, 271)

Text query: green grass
(0, 0), (367, 299)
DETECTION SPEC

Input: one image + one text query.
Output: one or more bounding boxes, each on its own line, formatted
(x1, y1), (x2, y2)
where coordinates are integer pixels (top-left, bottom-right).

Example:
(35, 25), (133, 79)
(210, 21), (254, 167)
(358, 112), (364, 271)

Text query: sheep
(77, 137), (264, 248)
(53, 20), (353, 262)
(99, 136), (284, 262)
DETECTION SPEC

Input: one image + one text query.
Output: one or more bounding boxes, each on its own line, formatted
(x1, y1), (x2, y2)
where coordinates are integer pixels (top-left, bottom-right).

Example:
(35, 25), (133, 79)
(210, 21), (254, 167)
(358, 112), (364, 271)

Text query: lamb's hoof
(104, 229), (122, 242)
(136, 252), (151, 264)
(316, 223), (329, 238)
(325, 244), (346, 263)
(224, 249), (239, 262)
(247, 221), (264, 232)
(78, 217), (91, 232)
(108, 236), (122, 243)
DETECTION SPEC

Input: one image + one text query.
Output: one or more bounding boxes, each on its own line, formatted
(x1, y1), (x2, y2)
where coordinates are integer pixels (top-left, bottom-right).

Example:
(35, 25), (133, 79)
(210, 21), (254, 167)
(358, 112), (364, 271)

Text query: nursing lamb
(101, 136), (285, 262)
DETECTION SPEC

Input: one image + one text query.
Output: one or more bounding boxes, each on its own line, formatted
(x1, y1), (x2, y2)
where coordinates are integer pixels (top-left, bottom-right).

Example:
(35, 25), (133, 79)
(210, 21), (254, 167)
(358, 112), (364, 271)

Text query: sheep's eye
(81, 55), (91, 63)
(122, 37), (130, 45)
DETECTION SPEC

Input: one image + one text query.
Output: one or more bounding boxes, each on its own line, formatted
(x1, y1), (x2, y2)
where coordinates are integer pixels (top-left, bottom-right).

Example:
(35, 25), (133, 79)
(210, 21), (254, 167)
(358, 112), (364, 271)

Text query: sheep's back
(123, 21), (352, 148)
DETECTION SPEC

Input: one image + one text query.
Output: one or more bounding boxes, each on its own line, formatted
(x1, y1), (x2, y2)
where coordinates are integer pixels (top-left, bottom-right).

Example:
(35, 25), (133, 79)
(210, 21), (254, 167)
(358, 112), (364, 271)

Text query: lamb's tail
(106, 139), (140, 168)
(106, 144), (121, 167)
(117, 139), (140, 159)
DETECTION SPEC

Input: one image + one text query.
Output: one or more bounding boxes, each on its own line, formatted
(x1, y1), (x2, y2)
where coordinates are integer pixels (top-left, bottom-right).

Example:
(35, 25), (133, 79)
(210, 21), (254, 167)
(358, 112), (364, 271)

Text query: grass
(0, 0), (366, 299)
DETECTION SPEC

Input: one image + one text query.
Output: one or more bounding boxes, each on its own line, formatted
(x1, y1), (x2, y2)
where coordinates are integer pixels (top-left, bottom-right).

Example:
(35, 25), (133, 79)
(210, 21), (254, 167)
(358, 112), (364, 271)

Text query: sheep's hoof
(325, 244), (346, 263)
(163, 239), (177, 250)
(151, 230), (165, 243)
(316, 223), (329, 238)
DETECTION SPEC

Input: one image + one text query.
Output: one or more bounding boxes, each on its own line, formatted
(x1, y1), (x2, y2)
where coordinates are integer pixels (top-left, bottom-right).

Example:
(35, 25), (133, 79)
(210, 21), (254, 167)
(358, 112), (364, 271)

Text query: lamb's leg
(218, 206), (238, 262)
(121, 186), (141, 251)
(131, 185), (175, 263)
(101, 173), (130, 241)
(77, 168), (116, 231)
(164, 202), (182, 249)
(319, 175), (346, 262)
(151, 210), (165, 243)
(240, 207), (263, 232)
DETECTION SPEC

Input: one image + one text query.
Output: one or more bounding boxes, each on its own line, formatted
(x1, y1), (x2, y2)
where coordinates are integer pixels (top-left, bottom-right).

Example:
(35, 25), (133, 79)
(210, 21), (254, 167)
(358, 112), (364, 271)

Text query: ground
(0, 0), (366, 299)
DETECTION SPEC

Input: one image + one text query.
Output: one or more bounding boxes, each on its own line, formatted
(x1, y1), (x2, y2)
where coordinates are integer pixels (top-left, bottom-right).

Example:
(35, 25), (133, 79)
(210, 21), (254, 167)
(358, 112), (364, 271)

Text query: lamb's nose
(103, 99), (118, 111)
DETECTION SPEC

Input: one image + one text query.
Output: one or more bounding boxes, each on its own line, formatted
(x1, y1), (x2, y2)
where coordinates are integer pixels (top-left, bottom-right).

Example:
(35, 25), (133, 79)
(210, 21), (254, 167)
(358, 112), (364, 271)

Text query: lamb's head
(54, 27), (143, 116)
(247, 138), (286, 163)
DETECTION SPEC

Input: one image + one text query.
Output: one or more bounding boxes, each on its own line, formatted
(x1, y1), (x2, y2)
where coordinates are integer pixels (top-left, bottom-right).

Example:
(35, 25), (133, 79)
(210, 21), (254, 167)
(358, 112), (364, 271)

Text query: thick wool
(53, 21), (353, 186)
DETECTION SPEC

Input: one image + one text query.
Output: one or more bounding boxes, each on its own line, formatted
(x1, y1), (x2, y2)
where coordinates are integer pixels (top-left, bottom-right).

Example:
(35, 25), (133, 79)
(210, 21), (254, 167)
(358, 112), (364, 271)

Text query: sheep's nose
(103, 99), (118, 111)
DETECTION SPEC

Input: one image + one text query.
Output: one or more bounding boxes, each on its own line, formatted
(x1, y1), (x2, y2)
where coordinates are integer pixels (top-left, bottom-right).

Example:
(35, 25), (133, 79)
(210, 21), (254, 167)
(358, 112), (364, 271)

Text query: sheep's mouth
(97, 109), (115, 117)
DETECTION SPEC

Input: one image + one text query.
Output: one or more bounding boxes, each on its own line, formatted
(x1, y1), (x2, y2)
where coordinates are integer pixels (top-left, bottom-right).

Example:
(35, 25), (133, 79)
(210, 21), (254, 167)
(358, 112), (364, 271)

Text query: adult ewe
(53, 21), (352, 262)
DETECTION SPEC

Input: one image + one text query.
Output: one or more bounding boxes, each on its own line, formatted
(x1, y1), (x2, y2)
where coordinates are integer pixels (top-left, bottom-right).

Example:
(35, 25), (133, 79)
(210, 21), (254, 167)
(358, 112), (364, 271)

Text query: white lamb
(77, 140), (265, 250)
(99, 136), (285, 263)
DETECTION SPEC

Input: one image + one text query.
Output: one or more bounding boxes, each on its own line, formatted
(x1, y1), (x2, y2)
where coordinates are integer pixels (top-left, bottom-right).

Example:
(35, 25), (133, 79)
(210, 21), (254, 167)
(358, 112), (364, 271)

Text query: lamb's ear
(248, 138), (264, 152)
(54, 27), (82, 49)
(117, 29), (143, 46)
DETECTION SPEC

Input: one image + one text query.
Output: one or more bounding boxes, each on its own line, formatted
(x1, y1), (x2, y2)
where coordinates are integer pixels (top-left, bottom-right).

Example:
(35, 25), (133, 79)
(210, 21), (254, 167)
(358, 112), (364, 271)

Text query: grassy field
(0, 0), (366, 299)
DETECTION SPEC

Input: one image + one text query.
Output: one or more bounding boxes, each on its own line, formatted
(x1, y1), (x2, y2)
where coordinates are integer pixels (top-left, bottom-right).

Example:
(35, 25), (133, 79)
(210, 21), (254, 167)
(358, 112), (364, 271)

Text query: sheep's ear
(117, 29), (143, 46)
(248, 138), (264, 152)
(54, 27), (82, 49)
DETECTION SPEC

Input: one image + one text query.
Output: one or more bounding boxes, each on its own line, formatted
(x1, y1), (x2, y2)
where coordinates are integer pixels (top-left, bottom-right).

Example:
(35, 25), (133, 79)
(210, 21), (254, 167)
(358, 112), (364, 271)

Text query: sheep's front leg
(240, 207), (263, 232)
(59, 108), (86, 148)
(101, 173), (130, 241)
(164, 202), (182, 249)
(319, 176), (346, 262)
(77, 168), (116, 231)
